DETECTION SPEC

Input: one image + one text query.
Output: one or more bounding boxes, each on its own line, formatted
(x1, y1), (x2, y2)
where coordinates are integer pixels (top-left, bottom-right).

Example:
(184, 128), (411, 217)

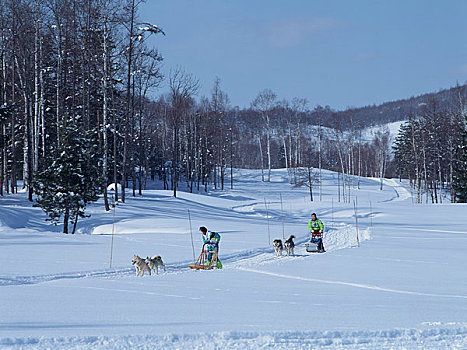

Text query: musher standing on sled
(308, 213), (326, 252)
(199, 226), (223, 269)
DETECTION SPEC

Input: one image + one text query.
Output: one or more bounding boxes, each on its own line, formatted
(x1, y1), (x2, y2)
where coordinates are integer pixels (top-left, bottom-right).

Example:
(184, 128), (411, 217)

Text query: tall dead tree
(168, 68), (199, 197)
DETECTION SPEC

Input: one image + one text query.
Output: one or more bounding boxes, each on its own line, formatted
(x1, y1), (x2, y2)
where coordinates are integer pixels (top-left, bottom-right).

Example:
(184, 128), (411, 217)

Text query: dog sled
(305, 232), (325, 253)
(188, 243), (220, 270)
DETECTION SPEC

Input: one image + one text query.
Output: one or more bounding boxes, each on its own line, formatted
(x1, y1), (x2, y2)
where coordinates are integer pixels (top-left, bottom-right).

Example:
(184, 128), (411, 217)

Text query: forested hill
(326, 83), (467, 128)
(229, 83), (467, 134)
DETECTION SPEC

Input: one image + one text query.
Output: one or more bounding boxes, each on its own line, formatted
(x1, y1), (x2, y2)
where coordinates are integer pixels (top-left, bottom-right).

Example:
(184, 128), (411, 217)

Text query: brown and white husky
(132, 255), (151, 276)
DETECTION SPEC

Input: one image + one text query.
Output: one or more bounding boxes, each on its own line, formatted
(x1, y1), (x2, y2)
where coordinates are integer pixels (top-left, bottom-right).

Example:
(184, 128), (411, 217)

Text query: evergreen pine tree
(452, 115), (467, 203)
(33, 116), (102, 233)
(393, 122), (413, 179)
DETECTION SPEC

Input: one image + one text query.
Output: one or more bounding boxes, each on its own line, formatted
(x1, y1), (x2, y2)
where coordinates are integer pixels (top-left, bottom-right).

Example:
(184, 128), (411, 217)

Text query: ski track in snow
(237, 268), (467, 300)
(0, 267), (133, 287)
(400, 227), (467, 235)
(381, 178), (412, 202)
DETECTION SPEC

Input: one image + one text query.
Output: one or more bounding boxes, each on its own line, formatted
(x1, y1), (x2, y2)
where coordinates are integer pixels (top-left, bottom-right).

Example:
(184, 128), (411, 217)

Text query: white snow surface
(1, 169), (466, 349)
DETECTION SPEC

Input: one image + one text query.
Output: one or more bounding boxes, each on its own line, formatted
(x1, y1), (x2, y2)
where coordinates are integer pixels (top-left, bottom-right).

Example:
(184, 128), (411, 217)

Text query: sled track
(238, 267), (467, 300)
(0, 224), (365, 287)
(0, 247), (290, 287)
(0, 267), (135, 287)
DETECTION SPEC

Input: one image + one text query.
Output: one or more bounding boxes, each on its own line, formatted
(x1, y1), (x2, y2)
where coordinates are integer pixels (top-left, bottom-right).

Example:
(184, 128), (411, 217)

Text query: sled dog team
(132, 226), (222, 276)
(273, 235), (296, 256)
(131, 255), (165, 276)
(273, 213), (326, 256)
(132, 213), (325, 276)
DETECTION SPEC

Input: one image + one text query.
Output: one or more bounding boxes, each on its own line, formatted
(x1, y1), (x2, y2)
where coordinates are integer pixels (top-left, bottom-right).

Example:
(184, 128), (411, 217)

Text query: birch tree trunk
(357, 131), (361, 189)
(438, 157), (442, 204)
(410, 120), (421, 203)
(14, 56), (30, 194)
(266, 121), (271, 182)
(102, 4), (110, 211)
(10, 41), (17, 194)
(308, 167), (313, 202)
(422, 138), (428, 204)
(318, 119), (322, 200)
(33, 1), (40, 173)
(336, 142), (346, 203)
(121, 0), (136, 203)
(55, 21), (62, 148)
(288, 127), (293, 183)
(40, 36), (45, 159)
(258, 134), (264, 181)
(282, 135), (290, 183)
(0, 14), (6, 195)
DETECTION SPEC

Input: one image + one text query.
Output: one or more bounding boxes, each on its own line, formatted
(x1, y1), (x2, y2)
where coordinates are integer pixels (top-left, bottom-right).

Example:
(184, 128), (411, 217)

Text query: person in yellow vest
(308, 213), (326, 252)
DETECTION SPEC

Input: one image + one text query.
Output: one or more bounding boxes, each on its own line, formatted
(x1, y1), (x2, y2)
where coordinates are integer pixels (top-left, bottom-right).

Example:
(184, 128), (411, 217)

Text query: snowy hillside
(299, 120), (405, 146)
(361, 120), (406, 143)
(1, 169), (467, 349)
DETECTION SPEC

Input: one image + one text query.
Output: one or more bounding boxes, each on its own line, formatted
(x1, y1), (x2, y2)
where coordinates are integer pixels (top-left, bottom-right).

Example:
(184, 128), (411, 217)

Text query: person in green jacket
(308, 213), (326, 252)
(199, 226), (223, 269)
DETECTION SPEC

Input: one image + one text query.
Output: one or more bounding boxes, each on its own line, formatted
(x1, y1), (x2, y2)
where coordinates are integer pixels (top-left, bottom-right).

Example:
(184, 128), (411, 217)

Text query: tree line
(1, 0), (466, 234)
(393, 98), (467, 203)
(0, 0), (241, 232)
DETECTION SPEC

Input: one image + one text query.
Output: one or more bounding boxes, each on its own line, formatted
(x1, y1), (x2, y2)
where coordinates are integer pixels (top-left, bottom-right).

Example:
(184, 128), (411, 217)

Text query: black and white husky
(273, 239), (283, 256)
(284, 235), (295, 256)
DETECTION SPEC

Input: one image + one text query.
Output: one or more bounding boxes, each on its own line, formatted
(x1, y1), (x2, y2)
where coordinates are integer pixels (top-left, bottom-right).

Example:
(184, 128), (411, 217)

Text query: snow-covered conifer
(33, 116), (102, 233)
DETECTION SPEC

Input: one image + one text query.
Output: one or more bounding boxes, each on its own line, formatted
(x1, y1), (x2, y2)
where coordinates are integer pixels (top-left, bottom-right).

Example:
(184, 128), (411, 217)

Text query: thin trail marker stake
(280, 193), (285, 240)
(264, 198), (271, 246)
(353, 199), (360, 247)
(109, 195), (116, 269)
(188, 209), (196, 263)
(331, 197), (334, 227)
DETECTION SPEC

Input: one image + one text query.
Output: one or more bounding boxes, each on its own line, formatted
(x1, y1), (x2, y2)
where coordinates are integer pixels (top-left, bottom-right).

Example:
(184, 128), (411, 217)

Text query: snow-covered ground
(303, 119), (406, 146)
(1, 169), (466, 349)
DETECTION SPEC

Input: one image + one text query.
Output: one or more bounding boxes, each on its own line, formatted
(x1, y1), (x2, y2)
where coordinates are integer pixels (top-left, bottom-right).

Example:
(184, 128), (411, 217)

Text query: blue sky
(140, 0), (467, 110)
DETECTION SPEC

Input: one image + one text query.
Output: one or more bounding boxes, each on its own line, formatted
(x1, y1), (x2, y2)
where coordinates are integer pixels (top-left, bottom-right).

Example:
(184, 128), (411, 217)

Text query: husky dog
(132, 255), (151, 276)
(145, 255), (166, 275)
(284, 235), (296, 256)
(273, 239), (283, 256)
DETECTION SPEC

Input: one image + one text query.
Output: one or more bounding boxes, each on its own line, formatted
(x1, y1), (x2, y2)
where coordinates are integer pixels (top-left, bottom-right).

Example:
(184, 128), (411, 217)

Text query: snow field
(1, 168), (466, 349)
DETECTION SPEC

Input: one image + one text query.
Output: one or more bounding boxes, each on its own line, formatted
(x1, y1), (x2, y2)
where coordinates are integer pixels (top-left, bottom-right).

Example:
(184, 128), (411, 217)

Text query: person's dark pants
(311, 237), (325, 252)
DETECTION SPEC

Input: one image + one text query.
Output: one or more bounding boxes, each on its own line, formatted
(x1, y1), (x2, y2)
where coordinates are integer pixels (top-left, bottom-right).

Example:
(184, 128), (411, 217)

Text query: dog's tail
(289, 235), (295, 240)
